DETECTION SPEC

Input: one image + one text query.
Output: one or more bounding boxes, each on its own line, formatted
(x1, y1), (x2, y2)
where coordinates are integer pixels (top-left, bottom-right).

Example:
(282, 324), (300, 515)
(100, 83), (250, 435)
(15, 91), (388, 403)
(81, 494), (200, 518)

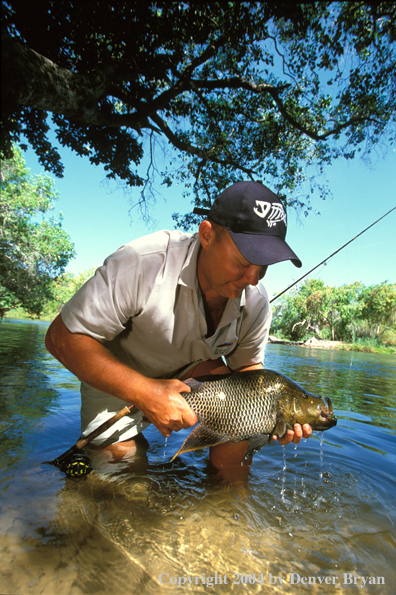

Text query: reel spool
(59, 452), (93, 477)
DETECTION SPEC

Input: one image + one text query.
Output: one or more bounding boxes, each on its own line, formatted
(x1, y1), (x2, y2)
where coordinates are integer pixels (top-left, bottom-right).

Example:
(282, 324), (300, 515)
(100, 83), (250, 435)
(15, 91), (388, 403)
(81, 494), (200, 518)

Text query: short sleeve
(61, 242), (164, 342)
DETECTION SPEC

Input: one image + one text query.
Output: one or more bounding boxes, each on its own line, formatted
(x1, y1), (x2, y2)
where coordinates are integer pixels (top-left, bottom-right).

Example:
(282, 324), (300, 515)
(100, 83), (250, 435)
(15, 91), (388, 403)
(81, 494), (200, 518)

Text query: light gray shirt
(61, 230), (272, 442)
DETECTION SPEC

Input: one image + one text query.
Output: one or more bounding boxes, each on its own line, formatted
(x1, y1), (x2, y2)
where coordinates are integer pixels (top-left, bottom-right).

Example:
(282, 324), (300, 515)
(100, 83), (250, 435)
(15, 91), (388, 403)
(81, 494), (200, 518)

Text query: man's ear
(198, 220), (215, 249)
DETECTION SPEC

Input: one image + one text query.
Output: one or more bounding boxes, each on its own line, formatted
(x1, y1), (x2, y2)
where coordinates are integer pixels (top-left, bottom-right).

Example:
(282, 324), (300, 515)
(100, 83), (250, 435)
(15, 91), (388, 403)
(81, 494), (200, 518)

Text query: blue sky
(22, 136), (396, 301)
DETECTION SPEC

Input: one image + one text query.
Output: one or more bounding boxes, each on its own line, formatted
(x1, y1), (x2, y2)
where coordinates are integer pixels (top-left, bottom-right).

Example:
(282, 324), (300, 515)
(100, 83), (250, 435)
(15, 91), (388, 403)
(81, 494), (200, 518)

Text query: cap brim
(228, 230), (302, 268)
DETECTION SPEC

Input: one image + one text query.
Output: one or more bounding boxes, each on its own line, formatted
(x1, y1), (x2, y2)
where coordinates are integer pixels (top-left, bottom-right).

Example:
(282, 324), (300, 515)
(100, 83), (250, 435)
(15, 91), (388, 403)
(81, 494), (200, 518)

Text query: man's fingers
(171, 379), (191, 394)
(181, 404), (198, 427)
(275, 429), (294, 445)
(272, 424), (312, 445)
(157, 384), (198, 433)
(291, 423), (303, 444)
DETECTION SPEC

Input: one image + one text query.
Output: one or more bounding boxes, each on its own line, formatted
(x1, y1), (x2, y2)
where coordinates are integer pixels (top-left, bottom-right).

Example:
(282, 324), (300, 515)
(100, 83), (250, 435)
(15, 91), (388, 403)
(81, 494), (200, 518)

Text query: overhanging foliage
(2, 1), (395, 224)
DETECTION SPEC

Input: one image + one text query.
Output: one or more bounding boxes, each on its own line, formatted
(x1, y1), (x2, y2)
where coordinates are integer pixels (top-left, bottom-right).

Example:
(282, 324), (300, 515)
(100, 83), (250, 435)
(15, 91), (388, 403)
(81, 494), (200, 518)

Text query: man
(45, 181), (311, 469)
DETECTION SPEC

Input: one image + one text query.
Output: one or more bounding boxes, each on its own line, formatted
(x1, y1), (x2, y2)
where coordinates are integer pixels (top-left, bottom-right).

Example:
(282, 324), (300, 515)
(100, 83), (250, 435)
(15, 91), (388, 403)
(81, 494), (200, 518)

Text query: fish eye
(302, 392), (309, 399)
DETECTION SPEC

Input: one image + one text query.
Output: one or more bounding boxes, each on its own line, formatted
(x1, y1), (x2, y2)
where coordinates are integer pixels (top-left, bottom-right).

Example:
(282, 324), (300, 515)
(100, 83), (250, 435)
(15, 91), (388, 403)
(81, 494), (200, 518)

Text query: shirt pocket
(207, 321), (239, 357)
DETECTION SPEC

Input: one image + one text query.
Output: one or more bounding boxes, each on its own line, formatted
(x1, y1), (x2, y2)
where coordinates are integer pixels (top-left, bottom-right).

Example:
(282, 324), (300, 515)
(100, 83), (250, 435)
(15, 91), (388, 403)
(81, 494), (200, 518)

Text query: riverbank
(3, 311), (54, 322)
(2, 317), (394, 355)
(268, 335), (395, 355)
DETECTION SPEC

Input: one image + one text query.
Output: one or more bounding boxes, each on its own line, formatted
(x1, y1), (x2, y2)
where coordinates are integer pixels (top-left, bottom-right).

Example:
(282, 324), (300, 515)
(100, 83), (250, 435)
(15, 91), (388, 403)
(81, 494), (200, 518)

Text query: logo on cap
(253, 201), (286, 228)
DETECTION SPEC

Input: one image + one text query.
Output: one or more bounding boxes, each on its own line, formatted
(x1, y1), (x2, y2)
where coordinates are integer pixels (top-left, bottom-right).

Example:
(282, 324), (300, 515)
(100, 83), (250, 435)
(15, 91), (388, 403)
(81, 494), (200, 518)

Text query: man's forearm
(45, 314), (197, 435)
(45, 314), (148, 403)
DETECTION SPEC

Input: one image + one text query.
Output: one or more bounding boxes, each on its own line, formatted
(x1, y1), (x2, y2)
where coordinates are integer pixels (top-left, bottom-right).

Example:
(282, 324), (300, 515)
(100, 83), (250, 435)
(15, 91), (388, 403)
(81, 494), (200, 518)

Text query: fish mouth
(319, 409), (337, 425)
(314, 397), (337, 429)
(320, 409), (332, 421)
(314, 408), (337, 429)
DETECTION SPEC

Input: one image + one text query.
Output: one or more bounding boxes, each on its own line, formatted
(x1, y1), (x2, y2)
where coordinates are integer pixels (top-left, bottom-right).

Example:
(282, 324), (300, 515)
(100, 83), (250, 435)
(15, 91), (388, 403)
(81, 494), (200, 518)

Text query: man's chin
(229, 285), (245, 298)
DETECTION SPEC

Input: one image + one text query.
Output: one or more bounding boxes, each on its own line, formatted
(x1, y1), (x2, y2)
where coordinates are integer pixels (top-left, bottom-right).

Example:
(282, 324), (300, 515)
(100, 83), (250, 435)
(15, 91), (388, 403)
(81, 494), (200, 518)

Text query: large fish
(174, 369), (337, 461)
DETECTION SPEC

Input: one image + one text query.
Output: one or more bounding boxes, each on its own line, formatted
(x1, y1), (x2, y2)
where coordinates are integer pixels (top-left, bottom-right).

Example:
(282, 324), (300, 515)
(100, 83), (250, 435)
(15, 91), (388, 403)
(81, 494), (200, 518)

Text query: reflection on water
(1, 320), (395, 594)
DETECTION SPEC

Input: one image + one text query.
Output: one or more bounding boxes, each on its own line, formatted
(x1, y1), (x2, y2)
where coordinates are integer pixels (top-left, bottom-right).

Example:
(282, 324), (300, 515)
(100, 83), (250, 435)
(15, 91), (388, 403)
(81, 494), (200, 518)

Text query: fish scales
(182, 371), (282, 439)
(173, 369), (337, 461)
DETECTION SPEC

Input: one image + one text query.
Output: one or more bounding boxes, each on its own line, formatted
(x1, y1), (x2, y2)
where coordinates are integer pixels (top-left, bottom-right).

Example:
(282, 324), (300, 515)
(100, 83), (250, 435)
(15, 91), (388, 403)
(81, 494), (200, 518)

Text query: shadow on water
(0, 323), (395, 594)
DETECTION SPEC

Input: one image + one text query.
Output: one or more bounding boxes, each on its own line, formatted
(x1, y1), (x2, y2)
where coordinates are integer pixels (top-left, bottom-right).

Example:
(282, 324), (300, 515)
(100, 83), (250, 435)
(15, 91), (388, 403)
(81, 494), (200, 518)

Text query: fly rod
(44, 403), (139, 476)
(270, 205), (396, 303)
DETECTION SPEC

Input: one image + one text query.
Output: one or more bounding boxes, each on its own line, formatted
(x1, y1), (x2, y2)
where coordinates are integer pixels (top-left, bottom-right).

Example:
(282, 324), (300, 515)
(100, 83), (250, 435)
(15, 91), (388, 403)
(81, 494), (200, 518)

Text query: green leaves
(2, 1), (395, 220)
(0, 146), (75, 317)
(271, 279), (396, 344)
(360, 281), (396, 336)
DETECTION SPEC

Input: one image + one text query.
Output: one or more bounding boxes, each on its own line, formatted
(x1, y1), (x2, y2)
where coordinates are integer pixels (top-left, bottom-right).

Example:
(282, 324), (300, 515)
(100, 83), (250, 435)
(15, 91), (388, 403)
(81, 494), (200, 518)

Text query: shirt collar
(179, 233), (201, 290)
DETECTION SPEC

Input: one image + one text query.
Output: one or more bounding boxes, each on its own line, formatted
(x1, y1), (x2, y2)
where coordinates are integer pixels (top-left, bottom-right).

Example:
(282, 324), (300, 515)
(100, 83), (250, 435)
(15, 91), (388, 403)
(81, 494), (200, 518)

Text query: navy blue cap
(208, 181), (302, 267)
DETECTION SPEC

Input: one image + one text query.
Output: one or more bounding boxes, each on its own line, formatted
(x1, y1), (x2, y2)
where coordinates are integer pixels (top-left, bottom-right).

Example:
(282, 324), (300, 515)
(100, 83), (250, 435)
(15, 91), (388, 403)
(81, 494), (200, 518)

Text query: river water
(0, 319), (395, 594)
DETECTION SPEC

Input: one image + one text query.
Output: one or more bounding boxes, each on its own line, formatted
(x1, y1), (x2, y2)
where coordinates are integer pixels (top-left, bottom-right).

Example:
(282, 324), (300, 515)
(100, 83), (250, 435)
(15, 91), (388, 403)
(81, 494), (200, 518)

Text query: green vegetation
(2, 2), (395, 222)
(8, 272), (396, 355)
(271, 279), (396, 353)
(6, 268), (96, 321)
(0, 146), (75, 318)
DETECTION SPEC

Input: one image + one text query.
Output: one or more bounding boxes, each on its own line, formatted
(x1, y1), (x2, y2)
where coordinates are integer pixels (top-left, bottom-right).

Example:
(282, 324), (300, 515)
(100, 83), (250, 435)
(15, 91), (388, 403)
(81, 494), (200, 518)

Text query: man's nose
(243, 265), (263, 286)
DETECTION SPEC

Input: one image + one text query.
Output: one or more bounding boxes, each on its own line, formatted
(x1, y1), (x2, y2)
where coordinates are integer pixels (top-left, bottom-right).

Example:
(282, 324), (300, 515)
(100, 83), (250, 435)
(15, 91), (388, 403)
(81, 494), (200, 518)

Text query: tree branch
(149, 112), (256, 177)
(191, 77), (373, 142)
(1, 33), (385, 156)
(1, 34), (153, 130)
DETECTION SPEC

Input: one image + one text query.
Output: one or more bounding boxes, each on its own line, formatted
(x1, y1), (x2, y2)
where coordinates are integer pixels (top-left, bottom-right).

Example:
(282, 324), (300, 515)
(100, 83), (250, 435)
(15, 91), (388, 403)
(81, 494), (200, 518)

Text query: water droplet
(319, 431), (324, 479)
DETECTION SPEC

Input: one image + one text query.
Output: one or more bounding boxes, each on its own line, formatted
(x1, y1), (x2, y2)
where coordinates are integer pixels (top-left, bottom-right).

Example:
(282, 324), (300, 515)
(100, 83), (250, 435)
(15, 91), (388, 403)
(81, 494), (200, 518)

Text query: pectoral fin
(243, 433), (271, 461)
(274, 411), (288, 439)
(182, 378), (205, 391)
(172, 423), (229, 460)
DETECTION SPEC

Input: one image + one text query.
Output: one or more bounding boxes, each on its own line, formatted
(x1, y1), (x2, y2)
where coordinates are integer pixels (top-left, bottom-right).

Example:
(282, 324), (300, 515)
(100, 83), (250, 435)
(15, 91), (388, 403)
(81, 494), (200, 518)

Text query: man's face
(198, 222), (268, 300)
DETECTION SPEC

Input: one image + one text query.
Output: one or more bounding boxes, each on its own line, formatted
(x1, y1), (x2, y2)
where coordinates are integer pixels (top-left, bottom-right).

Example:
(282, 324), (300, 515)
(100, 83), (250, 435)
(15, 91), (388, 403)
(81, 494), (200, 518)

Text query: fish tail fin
(172, 423), (229, 460)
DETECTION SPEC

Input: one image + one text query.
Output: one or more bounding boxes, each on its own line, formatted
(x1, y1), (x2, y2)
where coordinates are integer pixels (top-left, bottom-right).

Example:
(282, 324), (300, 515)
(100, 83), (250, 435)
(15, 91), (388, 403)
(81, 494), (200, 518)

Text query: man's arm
(45, 314), (198, 436)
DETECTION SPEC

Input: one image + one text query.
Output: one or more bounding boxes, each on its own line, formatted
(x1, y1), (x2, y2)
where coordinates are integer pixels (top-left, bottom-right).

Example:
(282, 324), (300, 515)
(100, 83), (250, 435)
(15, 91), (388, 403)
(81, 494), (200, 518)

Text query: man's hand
(135, 378), (198, 437)
(272, 423), (312, 445)
(45, 314), (198, 438)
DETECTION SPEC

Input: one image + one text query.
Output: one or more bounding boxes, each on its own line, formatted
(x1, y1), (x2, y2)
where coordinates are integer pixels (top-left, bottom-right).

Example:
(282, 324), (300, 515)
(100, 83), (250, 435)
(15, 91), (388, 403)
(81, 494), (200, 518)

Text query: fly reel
(59, 452), (93, 477)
